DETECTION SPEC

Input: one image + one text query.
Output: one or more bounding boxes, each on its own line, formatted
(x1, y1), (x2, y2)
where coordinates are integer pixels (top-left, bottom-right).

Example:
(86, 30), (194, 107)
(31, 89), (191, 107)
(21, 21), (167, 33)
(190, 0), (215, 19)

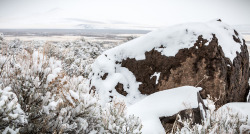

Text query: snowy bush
(25, 73), (104, 133)
(0, 50), (97, 133)
(0, 45), (141, 133)
(0, 34), (7, 54)
(173, 96), (249, 134)
(124, 35), (138, 42)
(39, 38), (110, 77)
(0, 33), (4, 47)
(0, 33), (3, 41)
(8, 39), (22, 50)
(0, 87), (27, 133)
(101, 98), (142, 133)
(1, 38), (23, 55)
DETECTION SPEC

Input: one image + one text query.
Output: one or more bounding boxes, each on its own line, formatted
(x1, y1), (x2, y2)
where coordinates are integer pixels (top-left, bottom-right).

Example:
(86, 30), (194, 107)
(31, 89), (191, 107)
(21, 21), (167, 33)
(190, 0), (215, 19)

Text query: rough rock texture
(90, 21), (249, 107)
(121, 34), (249, 106)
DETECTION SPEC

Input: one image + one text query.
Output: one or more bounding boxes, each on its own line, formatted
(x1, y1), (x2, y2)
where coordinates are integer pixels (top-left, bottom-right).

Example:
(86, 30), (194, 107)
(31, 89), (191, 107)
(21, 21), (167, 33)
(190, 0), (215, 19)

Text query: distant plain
(0, 29), (249, 45)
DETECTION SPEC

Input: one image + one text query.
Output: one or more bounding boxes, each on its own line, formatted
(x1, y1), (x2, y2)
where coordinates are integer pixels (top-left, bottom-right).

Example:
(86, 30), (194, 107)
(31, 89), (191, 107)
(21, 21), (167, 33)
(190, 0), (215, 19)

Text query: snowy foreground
(0, 34), (142, 133)
(0, 24), (250, 134)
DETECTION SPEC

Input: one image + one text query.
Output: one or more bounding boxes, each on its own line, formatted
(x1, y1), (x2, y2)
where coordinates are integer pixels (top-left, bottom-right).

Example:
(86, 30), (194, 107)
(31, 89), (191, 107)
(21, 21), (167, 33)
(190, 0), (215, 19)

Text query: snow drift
(127, 86), (202, 134)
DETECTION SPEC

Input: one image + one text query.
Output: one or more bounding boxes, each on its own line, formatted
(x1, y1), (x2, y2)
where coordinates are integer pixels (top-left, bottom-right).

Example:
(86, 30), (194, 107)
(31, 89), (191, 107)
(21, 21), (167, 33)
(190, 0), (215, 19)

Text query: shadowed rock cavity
(121, 34), (249, 107)
(115, 82), (128, 96)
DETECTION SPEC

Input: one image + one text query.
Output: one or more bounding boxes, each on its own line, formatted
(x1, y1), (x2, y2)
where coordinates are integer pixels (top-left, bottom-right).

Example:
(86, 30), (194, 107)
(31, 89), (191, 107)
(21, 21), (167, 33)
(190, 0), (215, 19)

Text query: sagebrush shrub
(174, 96), (249, 134)
(0, 36), (142, 134)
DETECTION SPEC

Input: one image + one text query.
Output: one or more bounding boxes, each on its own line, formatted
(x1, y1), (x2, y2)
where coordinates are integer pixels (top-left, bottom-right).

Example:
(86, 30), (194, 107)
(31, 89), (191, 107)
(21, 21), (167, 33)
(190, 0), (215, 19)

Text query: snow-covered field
(0, 26), (250, 133)
(244, 35), (250, 47)
(244, 35), (250, 41)
(3, 34), (144, 43)
(4, 35), (83, 42)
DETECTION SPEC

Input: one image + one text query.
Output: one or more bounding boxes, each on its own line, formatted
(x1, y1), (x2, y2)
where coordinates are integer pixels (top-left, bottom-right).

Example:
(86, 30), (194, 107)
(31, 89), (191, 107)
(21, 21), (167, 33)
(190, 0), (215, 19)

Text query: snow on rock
(96, 20), (242, 62)
(150, 72), (161, 84)
(127, 86), (202, 134)
(90, 20), (247, 106)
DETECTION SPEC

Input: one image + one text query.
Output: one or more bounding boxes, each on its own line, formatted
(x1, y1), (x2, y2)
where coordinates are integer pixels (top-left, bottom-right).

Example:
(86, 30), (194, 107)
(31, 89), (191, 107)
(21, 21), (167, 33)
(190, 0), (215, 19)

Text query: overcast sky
(0, 0), (249, 29)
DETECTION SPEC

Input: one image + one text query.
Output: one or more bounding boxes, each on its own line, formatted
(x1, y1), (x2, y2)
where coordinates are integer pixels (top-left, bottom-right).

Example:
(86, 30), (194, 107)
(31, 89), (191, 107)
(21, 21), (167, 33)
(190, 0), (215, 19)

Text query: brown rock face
(121, 35), (249, 106)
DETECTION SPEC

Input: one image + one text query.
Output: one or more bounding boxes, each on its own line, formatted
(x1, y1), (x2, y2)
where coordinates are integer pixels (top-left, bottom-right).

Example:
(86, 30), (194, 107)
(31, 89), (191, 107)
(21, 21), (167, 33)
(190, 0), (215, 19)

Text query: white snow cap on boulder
(90, 20), (244, 105)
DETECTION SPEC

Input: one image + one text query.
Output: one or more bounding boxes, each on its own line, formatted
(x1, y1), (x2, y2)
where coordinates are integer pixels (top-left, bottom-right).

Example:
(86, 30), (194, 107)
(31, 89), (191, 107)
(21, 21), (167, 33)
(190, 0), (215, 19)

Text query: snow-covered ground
(0, 32), (145, 133)
(244, 35), (250, 47)
(0, 24), (250, 133)
(4, 35), (83, 42)
(244, 35), (250, 42)
(3, 34), (144, 43)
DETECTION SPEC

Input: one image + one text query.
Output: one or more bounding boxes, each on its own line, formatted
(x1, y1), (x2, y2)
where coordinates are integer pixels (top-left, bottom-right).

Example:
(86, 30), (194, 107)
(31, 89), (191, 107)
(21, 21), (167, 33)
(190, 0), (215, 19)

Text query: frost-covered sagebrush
(41, 37), (118, 77)
(0, 35), (141, 134)
(102, 98), (142, 133)
(174, 96), (250, 134)
(0, 87), (27, 133)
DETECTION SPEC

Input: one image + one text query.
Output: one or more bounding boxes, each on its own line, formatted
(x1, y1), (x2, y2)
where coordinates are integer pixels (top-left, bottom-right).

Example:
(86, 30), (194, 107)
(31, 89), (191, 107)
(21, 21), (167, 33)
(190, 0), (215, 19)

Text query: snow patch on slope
(128, 86), (202, 134)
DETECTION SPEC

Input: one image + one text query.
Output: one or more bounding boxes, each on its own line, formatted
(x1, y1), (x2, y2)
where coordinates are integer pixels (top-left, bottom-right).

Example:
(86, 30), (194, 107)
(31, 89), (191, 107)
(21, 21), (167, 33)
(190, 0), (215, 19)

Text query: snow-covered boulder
(89, 20), (249, 106)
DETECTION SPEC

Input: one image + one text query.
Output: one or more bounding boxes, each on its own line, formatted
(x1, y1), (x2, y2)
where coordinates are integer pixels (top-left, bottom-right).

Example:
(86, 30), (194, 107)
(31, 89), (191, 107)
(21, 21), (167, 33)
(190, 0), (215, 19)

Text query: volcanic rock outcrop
(89, 20), (249, 107)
